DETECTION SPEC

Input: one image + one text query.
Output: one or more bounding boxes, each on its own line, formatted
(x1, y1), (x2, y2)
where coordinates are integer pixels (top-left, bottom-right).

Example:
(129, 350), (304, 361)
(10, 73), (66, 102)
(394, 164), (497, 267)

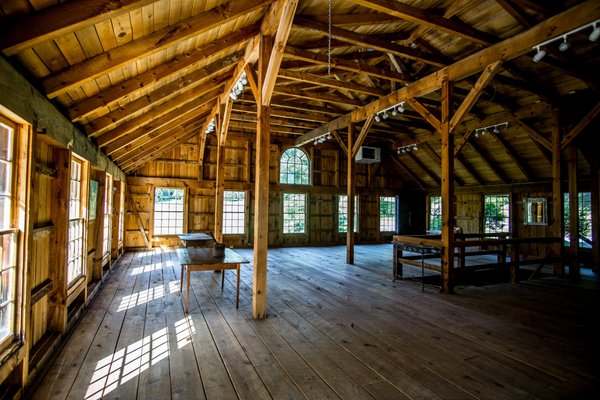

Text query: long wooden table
(176, 247), (249, 313)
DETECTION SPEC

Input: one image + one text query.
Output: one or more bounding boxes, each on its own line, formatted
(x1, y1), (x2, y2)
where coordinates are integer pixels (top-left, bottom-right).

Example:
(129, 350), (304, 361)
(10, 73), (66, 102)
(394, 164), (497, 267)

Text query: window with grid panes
(379, 196), (397, 232)
(280, 148), (310, 185)
(223, 191), (245, 234)
(283, 193), (306, 233)
(67, 157), (85, 284)
(0, 117), (17, 347)
(102, 174), (112, 264)
(153, 188), (184, 235)
(429, 196), (442, 232)
(338, 195), (358, 233)
(484, 194), (510, 233)
(564, 192), (592, 247)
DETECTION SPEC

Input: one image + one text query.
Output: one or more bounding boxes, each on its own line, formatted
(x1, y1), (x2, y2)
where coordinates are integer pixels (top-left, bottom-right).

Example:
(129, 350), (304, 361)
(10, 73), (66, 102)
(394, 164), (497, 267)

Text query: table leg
(180, 264), (184, 293)
(186, 268), (191, 313)
(236, 264), (240, 308)
(221, 268), (225, 291)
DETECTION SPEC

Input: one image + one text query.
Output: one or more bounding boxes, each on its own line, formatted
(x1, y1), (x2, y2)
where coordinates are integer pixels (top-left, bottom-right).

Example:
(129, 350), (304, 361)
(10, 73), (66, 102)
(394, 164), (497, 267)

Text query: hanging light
(391, 107), (398, 117)
(590, 22), (600, 42)
(397, 103), (405, 113)
(532, 46), (546, 62)
(382, 111), (389, 120)
(559, 36), (571, 51)
(375, 114), (381, 122)
(493, 125), (500, 134)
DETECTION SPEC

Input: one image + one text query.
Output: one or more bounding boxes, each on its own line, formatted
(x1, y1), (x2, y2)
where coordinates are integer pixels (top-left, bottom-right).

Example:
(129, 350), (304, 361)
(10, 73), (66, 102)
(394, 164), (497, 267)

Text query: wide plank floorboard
(33, 245), (598, 399)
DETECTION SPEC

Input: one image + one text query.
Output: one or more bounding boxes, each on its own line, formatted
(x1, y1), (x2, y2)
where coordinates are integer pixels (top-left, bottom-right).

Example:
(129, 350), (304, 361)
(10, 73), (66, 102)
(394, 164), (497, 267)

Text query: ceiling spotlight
(391, 107), (398, 117)
(533, 47), (546, 62)
(229, 91), (238, 100)
(474, 131), (480, 138)
(382, 111), (389, 120)
(493, 126), (500, 134)
(397, 148), (401, 154)
(559, 36), (571, 51)
(590, 23), (600, 42)
(397, 103), (405, 113)
(401, 148), (406, 153)
(410, 42), (417, 49)
(375, 114), (381, 122)
(413, 145), (418, 151)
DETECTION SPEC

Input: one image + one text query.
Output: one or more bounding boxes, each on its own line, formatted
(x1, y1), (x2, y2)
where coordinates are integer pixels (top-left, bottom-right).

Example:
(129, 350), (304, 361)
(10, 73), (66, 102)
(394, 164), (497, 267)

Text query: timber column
(440, 78), (455, 294)
(252, 35), (273, 319)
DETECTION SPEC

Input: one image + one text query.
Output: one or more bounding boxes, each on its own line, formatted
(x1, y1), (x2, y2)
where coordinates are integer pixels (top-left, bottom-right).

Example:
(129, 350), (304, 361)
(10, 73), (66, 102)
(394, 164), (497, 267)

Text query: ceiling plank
(561, 101), (600, 150)
(66, 24), (256, 121)
(84, 71), (232, 137)
(420, 143), (465, 186)
(466, 141), (509, 184)
(450, 60), (503, 132)
(389, 153), (427, 190)
(295, 1), (600, 146)
(42, 0), (273, 98)
(0, 0), (157, 56)
(494, 0), (537, 27)
(488, 132), (534, 180)
(262, 0), (299, 106)
(102, 90), (220, 154)
(346, 0), (497, 46)
(294, 16), (450, 67)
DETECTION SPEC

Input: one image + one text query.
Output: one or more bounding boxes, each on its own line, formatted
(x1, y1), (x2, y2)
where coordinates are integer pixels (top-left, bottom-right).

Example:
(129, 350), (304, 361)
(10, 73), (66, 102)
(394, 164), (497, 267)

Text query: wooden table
(176, 247), (249, 313)
(177, 233), (213, 247)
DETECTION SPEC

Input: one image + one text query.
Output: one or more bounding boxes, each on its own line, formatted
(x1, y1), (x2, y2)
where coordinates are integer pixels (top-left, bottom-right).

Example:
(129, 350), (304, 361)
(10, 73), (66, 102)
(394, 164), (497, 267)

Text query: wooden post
(567, 144), (580, 278)
(551, 108), (564, 276)
(49, 148), (70, 334)
(214, 99), (233, 244)
(252, 34), (273, 319)
(440, 78), (455, 294)
(346, 122), (355, 264)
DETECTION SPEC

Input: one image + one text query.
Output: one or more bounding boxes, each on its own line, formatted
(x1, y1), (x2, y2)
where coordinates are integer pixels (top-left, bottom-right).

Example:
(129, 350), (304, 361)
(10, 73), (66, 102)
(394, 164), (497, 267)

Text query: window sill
(0, 341), (25, 383)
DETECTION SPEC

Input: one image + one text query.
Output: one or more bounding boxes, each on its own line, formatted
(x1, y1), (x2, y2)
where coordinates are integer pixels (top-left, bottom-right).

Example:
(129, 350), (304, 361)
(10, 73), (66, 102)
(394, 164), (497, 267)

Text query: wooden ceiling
(1, 0), (599, 187)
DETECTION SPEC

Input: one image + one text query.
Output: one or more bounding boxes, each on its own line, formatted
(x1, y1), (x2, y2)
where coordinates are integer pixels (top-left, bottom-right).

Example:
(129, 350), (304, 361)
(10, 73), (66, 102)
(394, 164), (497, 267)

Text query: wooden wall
(125, 135), (405, 249)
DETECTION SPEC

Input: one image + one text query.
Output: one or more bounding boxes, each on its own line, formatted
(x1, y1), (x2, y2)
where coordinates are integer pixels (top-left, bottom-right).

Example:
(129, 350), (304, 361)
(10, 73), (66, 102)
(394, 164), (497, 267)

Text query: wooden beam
(466, 141), (509, 184)
(274, 86), (363, 107)
(214, 98), (234, 244)
(455, 153), (484, 185)
(561, 101), (600, 150)
(351, 115), (375, 157)
(440, 78), (455, 294)
(488, 131), (534, 181)
(85, 72), (231, 138)
(284, 46), (410, 83)
(551, 108), (564, 276)
(262, 0), (299, 106)
(244, 65), (259, 100)
(294, 16), (450, 67)
(253, 34), (273, 319)
(331, 130), (348, 157)
(0, 0), (157, 56)
(347, 122), (355, 264)
(421, 143), (464, 186)
(296, 1), (600, 142)
(406, 97), (441, 132)
(65, 30), (251, 121)
(312, 12), (400, 26)
(495, 0), (537, 27)
(450, 60), (503, 132)
(42, 0), (272, 98)
(278, 69), (386, 96)
(389, 153), (426, 190)
(100, 88), (221, 152)
(406, 152), (441, 187)
(346, 0), (497, 46)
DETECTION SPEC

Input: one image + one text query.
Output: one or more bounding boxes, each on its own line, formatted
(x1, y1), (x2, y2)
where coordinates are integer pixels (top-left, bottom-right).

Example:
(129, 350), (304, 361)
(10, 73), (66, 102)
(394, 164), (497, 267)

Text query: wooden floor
(32, 245), (598, 400)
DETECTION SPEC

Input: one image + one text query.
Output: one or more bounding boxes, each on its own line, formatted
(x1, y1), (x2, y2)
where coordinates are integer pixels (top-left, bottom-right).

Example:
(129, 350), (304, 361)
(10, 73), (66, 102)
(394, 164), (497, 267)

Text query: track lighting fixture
(532, 19), (600, 61)
(559, 36), (571, 51)
(229, 72), (247, 101)
(533, 46), (546, 62)
(397, 143), (418, 154)
(313, 132), (333, 146)
(375, 102), (405, 122)
(474, 122), (508, 138)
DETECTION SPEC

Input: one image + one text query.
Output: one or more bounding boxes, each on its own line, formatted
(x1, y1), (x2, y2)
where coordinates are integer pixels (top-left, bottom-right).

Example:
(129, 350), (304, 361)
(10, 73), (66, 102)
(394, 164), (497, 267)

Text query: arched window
(279, 147), (310, 185)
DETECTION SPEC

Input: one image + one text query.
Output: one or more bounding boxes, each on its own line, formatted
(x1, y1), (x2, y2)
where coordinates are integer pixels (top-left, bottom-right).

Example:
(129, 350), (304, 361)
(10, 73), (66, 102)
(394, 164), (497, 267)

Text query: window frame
(0, 115), (18, 351)
(282, 193), (307, 234)
(483, 194), (510, 234)
(153, 187), (185, 236)
(279, 147), (311, 185)
(66, 155), (87, 286)
(379, 196), (397, 233)
(428, 195), (442, 233)
(564, 192), (592, 248)
(223, 190), (246, 235)
(102, 174), (112, 266)
(338, 194), (358, 233)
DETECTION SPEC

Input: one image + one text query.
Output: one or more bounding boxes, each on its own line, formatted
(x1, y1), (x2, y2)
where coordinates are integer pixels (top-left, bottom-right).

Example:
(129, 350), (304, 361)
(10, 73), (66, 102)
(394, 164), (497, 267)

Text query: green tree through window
(280, 148), (310, 185)
(484, 194), (510, 233)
